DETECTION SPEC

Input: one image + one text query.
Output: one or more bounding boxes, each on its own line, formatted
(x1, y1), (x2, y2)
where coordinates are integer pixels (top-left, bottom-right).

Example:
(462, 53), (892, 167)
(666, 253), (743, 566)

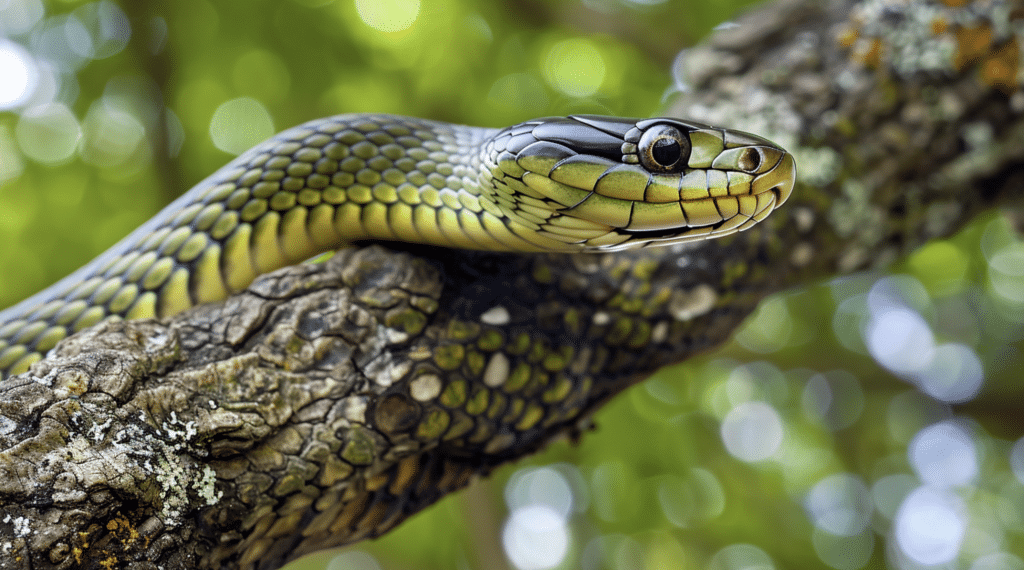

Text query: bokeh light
(505, 466), (575, 519)
(1010, 437), (1024, 485)
(326, 550), (381, 570)
(969, 552), (1024, 570)
(81, 96), (147, 170)
(75, 1), (131, 60)
(831, 292), (869, 354)
(735, 297), (793, 353)
(15, 102), (80, 164)
(657, 468), (726, 527)
(502, 505), (570, 570)
(209, 97), (275, 156)
(590, 461), (640, 523)
(802, 371), (864, 430)
(894, 486), (966, 565)
(542, 38), (606, 97)
(232, 49), (291, 105)
(0, 40), (38, 109)
(805, 473), (873, 536)
(858, 274), (987, 403)
(708, 543), (775, 570)
(865, 305), (935, 376)
(908, 241), (969, 296)
(355, 0), (420, 33)
(811, 528), (874, 570)
(872, 473), (917, 520)
(502, 466), (581, 570)
(0, 0), (45, 35)
(909, 343), (984, 403)
(988, 243), (1024, 306)
(909, 421), (978, 488)
(720, 401), (784, 462)
(581, 534), (644, 570)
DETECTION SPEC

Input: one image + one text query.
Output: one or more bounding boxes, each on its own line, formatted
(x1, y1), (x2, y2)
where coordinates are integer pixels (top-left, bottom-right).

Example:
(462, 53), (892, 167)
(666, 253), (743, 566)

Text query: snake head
(487, 115), (796, 251)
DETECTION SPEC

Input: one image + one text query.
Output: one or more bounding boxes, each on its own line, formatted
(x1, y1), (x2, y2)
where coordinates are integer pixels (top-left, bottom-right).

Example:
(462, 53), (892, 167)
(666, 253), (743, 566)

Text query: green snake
(0, 114), (795, 378)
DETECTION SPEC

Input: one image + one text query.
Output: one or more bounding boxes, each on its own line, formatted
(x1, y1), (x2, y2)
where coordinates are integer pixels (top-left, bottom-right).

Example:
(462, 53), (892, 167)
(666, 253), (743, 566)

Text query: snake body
(0, 114), (795, 378)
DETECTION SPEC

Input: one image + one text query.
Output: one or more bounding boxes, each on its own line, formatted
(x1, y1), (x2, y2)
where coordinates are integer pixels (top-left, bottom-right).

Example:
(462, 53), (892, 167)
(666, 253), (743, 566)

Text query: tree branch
(0, 0), (1021, 568)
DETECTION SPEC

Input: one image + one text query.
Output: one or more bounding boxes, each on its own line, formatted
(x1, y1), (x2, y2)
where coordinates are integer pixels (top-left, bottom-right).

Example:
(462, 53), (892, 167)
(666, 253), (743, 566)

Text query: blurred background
(1, 0), (1023, 569)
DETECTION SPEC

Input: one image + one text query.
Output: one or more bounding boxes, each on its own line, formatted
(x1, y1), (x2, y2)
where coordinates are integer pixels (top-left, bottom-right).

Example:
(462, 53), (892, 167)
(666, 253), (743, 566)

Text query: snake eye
(638, 124), (690, 172)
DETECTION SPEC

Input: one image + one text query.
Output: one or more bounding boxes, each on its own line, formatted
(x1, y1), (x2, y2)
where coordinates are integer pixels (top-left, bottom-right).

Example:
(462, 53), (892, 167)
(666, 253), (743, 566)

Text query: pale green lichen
(829, 179), (884, 243)
(340, 426), (376, 465)
(669, 285), (718, 321)
(846, 0), (1022, 87)
(154, 448), (192, 524)
(195, 465), (222, 506)
(794, 146), (842, 188)
(133, 411), (225, 525)
(853, 1), (957, 75)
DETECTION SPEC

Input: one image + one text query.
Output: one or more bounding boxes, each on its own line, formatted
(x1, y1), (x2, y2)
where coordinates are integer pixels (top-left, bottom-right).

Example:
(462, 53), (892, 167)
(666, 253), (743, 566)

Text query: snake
(0, 114), (795, 378)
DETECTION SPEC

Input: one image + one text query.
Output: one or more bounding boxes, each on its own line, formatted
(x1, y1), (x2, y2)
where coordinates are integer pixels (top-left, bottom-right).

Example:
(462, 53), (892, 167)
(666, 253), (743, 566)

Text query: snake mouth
(525, 161), (791, 250)
(598, 182), (788, 249)
(618, 225), (702, 239)
(754, 153), (796, 207)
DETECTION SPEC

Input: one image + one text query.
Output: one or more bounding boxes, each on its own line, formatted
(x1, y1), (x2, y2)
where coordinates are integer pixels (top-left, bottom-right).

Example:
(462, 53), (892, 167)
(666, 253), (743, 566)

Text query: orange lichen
(106, 513), (148, 549)
(953, 23), (994, 69)
(980, 37), (1020, 92)
(73, 531), (91, 565)
(942, 0), (971, 7)
(860, 38), (885, 68)
(931, 16), (949, 36)
(952, 22), (1020, 93)
(837, 25), (859, 49)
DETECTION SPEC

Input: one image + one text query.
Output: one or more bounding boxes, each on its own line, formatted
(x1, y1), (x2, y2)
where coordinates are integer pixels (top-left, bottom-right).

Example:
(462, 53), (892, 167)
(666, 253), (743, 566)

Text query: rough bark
(1, 0), (1021, 568)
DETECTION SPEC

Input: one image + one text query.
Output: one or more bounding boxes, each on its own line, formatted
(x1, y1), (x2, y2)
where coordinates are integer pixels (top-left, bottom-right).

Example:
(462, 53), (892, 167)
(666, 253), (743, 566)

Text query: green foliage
(2, 1), (1022, 570)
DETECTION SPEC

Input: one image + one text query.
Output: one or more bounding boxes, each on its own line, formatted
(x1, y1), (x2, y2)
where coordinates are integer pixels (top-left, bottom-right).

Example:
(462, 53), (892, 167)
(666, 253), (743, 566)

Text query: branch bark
(1, 0), (1022, 568)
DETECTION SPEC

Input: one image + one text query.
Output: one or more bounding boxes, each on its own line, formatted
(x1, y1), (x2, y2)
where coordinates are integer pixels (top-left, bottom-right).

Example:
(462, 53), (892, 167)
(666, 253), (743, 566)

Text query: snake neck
(0, 116), (512, 377)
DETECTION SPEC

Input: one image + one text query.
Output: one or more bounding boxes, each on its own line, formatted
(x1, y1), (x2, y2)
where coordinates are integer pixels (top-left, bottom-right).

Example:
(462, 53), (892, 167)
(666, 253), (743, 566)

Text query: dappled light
(0, 40), (37, 109)
(354, 0), (420, 33)
(542, 39), (606, 98)
(503, 505), (571, 570)
(894, 487), (967, 565)
(805, 473), (872, 536)
(15, 102), (80, 164)
(209, 97), (275, 156)
(720, 401), (784, 462)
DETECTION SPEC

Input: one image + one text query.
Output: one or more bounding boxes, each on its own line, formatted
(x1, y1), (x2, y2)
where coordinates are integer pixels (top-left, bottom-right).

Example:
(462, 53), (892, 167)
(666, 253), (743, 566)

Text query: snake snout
(751, 151), (796, 210)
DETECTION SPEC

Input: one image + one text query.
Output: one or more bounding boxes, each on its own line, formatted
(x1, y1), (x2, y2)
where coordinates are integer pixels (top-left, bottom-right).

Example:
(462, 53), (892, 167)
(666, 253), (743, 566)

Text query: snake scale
(0, 114), (795, 379)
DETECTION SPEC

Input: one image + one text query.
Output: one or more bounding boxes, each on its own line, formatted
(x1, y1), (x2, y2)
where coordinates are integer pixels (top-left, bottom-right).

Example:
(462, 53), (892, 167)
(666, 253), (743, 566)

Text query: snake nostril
(738, 148), (761, 172)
